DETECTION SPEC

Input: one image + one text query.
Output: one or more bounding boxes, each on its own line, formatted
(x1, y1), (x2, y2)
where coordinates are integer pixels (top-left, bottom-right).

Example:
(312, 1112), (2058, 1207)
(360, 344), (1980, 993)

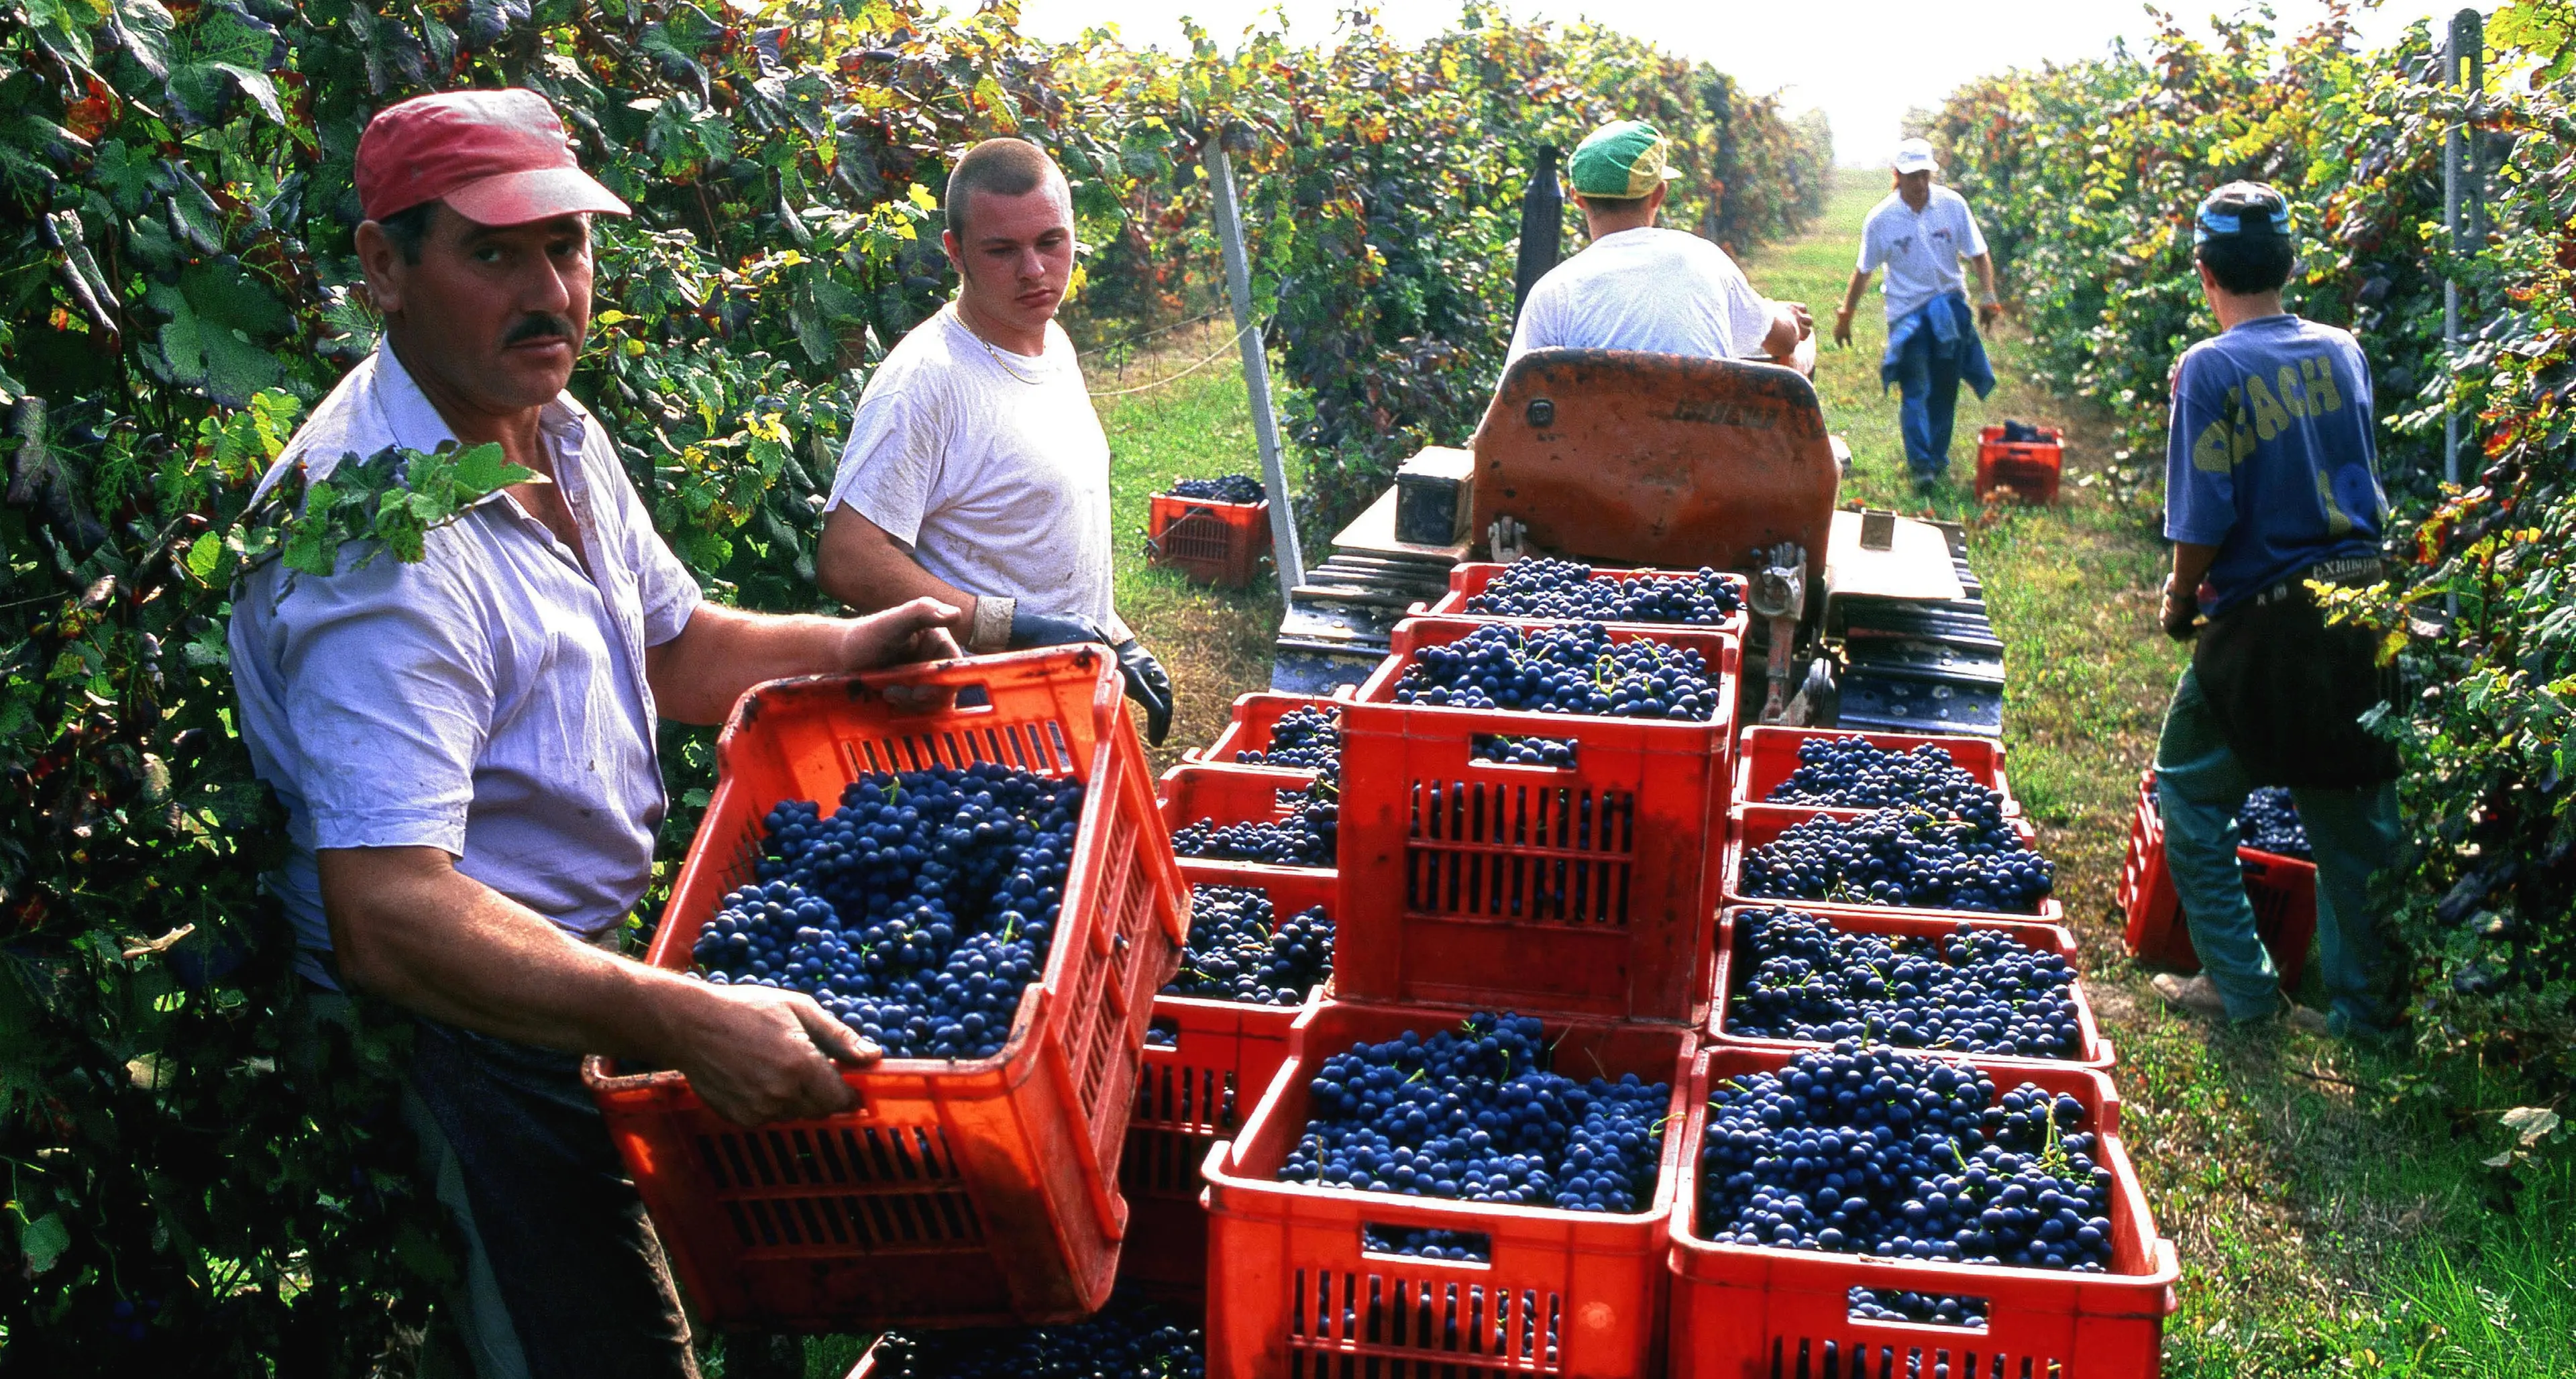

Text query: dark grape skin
(1170, 780), (1337, 867)
(1165, 885), (1334, 1006)
(868, 1294), (1204, 1378)
(1277, 1012), (1671, 1249)
(1695, 1043), (2119, 1286)
(1233, 705), (1340, 772)
(1170, 474), (1267, 504)
(1464, 557), (1746, 624)
(1391, 621), (1722, 721)
(1727, 907), (2084, 1060)
(686, 762), (1081, 1062)
(2237, 786), (2312, 858)
(1766, 736), (2008, 827)
(1740, 807), (2055, 915)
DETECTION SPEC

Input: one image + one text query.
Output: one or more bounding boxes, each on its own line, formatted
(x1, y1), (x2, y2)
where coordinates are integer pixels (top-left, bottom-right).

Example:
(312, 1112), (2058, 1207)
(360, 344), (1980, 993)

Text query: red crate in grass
(1157, 762), (1336, 878)
(1426, 561), (1752, 648)
(1334, 618), (1741, 1023)
(1975, 425), (2065, 505)
(1203, 998), (1697, 1379)
(1668, 1047), (2178, 1379)
(1723, 804), (2066, 926)
(1189, 692), (1344, 772)
(2118, 772), (2318, 992)
(582, 648), (1189, 1331)
(1735, 725), (2018, 817)
(1118, 864), (1333, 1301)
(1708, 905), (2113, 1070)
(1148, 492), (1270, 589)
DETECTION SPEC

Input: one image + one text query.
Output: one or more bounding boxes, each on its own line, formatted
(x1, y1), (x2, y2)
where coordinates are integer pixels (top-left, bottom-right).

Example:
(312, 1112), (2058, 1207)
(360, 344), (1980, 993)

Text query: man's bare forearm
(817, 505), (977, 622)
(1972, 253), (1998, 301)
(647, 603), (855, 725)
(2171, 540), (2220, 593)
(320, 846), (691, 1058)
(1840, 268), (1873, 317)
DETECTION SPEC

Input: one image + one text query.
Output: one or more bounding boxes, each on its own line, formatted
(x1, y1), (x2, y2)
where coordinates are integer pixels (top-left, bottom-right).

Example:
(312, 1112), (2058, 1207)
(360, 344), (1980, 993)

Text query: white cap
(1892, 138), (1938, 174)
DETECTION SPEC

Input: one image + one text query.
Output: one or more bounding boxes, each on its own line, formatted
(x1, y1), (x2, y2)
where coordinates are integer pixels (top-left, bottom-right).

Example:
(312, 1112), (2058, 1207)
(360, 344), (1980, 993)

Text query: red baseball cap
(356, 88), (630, 226)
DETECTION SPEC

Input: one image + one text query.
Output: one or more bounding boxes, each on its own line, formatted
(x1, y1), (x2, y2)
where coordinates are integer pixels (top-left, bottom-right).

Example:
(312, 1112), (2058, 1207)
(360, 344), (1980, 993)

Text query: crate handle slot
(1844, 1284), (1994, 1333)
(1358, 1222), (1494, 1266)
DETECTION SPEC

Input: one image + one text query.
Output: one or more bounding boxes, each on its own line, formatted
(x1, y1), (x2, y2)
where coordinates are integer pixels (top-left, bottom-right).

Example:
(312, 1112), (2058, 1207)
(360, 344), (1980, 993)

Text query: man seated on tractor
(816, 137), (1173, 745)
(228, 89), (962, 1376)
(2148, 181), (2404, 1040)
(1505, 119), (1813, 368)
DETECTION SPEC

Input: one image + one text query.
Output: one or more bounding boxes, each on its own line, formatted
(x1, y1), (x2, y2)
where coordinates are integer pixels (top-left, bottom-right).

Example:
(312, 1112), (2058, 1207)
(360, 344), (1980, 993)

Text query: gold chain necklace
(955, 308), (1046, 387)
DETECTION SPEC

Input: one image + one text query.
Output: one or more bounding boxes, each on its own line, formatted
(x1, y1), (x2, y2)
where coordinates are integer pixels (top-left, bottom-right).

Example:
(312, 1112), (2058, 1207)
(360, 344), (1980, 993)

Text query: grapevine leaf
(17, 1213), (70, 1276)
(144, 266), (293, 406)
(166, 1), (286, 127)
(2501, 1106), (2562, 1145)
(109, 0), (177, 82)
(447, 442), (530, 497)
(184, 531), (224, 583)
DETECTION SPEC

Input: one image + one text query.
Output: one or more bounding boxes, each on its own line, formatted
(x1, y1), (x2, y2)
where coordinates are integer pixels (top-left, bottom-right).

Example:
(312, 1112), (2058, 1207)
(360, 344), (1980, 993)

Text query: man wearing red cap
(229, 89), (952, 1376)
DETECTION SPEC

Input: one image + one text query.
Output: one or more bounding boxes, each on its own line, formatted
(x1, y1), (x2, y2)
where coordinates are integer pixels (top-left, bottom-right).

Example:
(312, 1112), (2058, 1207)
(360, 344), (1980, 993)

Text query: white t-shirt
(1858, 186), (1990, 323)
(1505, 227), (1778, 366)
(828, 303), (1114, 625)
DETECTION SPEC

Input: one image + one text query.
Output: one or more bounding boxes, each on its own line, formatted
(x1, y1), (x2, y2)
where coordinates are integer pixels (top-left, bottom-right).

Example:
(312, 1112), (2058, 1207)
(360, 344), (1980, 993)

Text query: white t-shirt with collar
(230, 344), (704, 986)
(1505, 226), (1779, 366)
(1858, 185), (1990, 323)
(827, 303), (1115, 627)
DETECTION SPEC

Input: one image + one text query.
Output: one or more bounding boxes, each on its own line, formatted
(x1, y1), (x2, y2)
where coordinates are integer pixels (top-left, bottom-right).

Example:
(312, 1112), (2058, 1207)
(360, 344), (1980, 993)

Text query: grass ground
(779, 170), (2573, 1376)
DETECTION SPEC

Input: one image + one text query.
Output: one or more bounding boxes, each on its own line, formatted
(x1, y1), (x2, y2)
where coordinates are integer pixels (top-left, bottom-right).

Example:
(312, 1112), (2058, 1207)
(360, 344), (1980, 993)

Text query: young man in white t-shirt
(1833, 138), (2003, 489)
(1505, 119), (1811, 368)
(817, 138), (1173, 742)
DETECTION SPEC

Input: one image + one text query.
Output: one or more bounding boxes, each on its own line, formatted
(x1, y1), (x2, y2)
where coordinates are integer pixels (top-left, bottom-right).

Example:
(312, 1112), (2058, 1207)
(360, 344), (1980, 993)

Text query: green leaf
(184, 531), (224, 582)
(17, 1213), (69, 1276)
(145, 264), (294, 406)
(447, 442), (530, 496)
(166, 0), (286, 126)
(111, 0), (177, 81)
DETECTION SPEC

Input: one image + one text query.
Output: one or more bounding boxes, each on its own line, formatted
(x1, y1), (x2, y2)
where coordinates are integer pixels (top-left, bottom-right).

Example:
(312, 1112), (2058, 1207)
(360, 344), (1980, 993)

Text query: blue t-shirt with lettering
(2163, 313), (2385, 616)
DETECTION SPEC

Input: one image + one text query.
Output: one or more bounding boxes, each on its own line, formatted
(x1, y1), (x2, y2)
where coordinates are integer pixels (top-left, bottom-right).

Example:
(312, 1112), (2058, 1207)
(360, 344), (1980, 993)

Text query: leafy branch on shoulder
(184, 442), (533, 586)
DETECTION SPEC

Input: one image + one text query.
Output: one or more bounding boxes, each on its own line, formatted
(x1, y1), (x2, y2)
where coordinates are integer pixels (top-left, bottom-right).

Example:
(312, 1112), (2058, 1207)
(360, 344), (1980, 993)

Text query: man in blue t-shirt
(2149, 181), (2402, 1039)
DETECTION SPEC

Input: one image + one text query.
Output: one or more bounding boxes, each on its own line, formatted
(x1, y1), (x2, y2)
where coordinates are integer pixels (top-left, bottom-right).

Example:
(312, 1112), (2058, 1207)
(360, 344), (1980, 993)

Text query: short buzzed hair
(945, 138), (1064, 239)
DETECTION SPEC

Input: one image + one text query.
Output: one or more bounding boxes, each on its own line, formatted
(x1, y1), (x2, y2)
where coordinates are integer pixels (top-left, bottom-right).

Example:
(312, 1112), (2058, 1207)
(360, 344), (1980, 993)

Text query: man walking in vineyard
(2148, 182), (2402, 1039)
(1505, 119), (1812, 366)
(816, 137), (1175, 745)
(1832, 138), (2003, 491)
(228, 89), (965, 1377)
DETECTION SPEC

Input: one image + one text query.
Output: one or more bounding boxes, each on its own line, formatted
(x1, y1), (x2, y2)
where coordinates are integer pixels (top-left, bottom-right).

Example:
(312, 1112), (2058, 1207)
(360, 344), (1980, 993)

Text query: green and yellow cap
(1566, 119), (1682, 198)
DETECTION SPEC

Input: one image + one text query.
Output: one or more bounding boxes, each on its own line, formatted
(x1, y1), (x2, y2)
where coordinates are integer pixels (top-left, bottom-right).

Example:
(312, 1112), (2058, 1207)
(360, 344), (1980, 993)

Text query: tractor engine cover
(1468, 350), (1839, 575)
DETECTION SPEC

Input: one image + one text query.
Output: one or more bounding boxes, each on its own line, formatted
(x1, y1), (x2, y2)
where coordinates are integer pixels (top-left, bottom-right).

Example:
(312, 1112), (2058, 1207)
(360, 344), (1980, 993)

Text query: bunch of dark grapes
(1766, 737), (2009, 828)
(2236, 786), (2310, 858)
(1165, 885), (1334, 1006)
(867, 1294), (1203, 1378)
(1279, 1012), (1670, 1239)
(1391, 622), (1720, 721)
(1171, 780), (1337, 867)
(1740, 808), (2054, 914)
(1233, 705), (1340, 773)
(1849, 1286), (1988, 1328)
(1726, 907), (2082, 1058)
(687, 763), (1081, 1060)
(1170, 474), (1267, 504)
(1464, 558), (1745, 624)
(1695, 1043), (2117, 1282)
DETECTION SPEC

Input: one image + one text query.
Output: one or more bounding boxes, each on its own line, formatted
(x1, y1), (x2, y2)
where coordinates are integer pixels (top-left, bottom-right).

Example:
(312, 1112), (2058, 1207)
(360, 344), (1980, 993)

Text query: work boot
(2152, 973), (2328, 1032)
(1910, 470), (1945, 494)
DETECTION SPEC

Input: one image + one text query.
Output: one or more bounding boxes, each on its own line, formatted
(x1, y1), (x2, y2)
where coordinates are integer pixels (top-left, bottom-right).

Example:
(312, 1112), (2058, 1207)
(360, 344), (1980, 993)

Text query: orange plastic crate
(1119, 864), (1332, 1302)
(582, 648), (1189, 1330)
(1975, 425), (2065, 505)
(1335, 617), (1741, 1023)
(1724, 804), (2066, 926)
(1668, 1048), (2178, 1379)
(1148, 492), (1271, 589)
(1735, 725), (2018, 817)
(1203, 998), (1697, 1379)
(1708, 905), (2113, 1070)
(1191, 691), (1344, 773)
(1158, 762), (1337, 877)
(2118, 772), (2318, 991)
(1426, 562), (1752, 648)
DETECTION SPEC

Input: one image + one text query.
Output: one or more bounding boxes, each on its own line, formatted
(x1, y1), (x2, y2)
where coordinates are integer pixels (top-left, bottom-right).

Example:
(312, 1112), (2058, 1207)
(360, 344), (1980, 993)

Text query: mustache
(504, 313), (575, 346)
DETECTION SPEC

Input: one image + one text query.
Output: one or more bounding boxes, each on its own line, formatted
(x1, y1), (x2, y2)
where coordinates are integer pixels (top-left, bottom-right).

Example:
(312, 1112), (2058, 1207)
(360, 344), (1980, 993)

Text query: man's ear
(354, 220), (405, 317)
(941, 227), (967, 280)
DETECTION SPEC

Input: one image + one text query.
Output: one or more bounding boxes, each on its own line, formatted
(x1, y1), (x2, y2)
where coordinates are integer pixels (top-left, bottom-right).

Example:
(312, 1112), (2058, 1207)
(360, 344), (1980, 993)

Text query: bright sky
(1018, 1), (2502, 166)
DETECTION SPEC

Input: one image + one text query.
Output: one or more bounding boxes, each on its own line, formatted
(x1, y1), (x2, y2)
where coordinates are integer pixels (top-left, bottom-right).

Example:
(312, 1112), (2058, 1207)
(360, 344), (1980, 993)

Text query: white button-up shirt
(229, 344), (702, 986)
(1858, 185), (1990, 323)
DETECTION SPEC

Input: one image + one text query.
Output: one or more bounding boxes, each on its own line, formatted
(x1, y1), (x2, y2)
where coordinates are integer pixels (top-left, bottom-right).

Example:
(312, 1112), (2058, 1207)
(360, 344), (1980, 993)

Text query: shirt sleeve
(2165, 349), (2239, 546)
(589, 427), (702, 648)
(1504, 280), (1557, 367)
(826, 376), (943, 549)
(1856, 213), (1886, 272)
(266, 531), (495, 855)
(1958, 200), (1990, 259)
(1712, 256), (1778, 358)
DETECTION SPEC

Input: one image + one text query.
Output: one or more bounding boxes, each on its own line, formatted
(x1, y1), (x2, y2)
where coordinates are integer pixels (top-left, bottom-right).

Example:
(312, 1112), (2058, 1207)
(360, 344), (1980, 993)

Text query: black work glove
(1113, 637), (1174, 746)
(1007, 606), (1110, 650)
(2161, 581), (2200, 642)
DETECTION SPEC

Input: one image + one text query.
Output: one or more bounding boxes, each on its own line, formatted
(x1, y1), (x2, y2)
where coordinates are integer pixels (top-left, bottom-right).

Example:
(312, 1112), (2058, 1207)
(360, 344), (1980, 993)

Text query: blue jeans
(2155, 667), (2402, 1033)
(1890, 325), (1962, 476)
